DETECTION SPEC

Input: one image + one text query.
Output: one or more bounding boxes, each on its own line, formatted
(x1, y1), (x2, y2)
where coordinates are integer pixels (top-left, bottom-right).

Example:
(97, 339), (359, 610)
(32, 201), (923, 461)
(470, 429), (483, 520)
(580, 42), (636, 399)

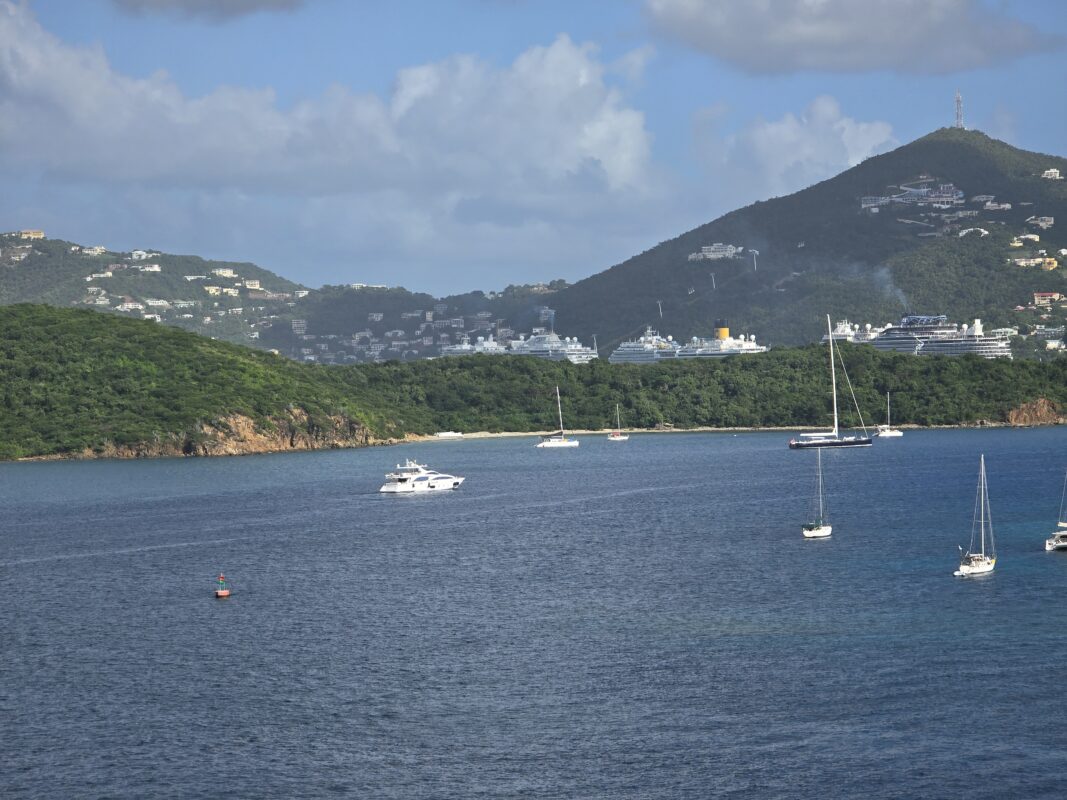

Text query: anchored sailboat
(876, 392), (903, 438)
(789, 315), (873, 449)
(955, 454), (996, 576)
(802, 448), (832, 538)
(536, 386), (580, 448)
(1045, 469), (1067, 551)
(608, 403), (629, 442)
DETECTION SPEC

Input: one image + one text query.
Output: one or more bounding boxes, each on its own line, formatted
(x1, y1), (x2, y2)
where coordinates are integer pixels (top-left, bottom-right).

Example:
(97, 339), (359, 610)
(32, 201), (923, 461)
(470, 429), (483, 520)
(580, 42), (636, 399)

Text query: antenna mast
(955, 89), (964, 129)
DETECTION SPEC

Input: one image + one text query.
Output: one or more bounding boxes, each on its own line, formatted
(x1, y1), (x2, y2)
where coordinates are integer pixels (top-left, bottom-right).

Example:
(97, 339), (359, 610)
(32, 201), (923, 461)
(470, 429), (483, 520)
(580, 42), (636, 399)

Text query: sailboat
(536, 386), (580, 448)
(1045, 469), (1067, 551)
(789, 315), (873, 449)
(802, 448), (832, 538)
(876, 392), (903, 438)
(955, 454), (996, 576)
(607, 403), (629, 442)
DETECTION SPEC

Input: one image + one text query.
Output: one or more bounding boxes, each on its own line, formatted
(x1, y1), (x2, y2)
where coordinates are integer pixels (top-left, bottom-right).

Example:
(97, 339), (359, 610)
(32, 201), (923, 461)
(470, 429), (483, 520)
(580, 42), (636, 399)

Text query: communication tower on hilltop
(955, 89), (964, 129)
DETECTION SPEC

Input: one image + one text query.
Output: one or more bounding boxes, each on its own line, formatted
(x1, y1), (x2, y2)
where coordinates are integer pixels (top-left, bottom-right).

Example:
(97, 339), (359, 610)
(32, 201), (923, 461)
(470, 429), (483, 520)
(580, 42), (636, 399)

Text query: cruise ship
(439, 333), (508, 357)
(508, 329), (598, 364)
(821, 319), (886, 344)
(872, 315), (1012, 359)
(607, 327), (682, 363)
(608, 321), (766, 362)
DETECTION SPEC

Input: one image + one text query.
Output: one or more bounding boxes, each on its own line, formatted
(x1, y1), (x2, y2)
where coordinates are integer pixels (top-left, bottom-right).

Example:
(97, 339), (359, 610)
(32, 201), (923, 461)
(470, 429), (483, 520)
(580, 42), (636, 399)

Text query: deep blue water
(3, 428), (1067, 799)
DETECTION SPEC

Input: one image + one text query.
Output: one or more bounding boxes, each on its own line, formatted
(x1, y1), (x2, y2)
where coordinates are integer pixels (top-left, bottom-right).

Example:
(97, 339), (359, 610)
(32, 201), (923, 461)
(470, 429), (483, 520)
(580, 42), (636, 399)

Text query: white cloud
(112, 0), (306, 20)
(695, 96), (896, 201)
(645, 0), (1061, 74)
(0, 1), (662, 291)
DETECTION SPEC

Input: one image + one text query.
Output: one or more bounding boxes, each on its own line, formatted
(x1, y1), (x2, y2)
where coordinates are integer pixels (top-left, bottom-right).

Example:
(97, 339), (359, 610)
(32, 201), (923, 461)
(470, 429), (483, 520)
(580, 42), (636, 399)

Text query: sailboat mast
(556, 386), (565, 436)
(816, 449), (824, 520)
(887, 392), (891, 426)
(979, 454), (986, 556)
(827, 315), (839, 436)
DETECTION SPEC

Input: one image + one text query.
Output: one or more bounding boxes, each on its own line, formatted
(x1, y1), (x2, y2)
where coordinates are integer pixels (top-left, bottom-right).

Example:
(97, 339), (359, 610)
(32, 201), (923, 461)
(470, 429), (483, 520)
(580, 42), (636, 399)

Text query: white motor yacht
(379, 459), (465, 493)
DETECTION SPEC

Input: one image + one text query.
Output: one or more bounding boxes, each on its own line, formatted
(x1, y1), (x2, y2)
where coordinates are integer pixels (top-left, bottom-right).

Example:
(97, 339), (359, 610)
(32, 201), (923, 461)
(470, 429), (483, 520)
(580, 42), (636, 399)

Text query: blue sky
(2, 0), (1065, 294)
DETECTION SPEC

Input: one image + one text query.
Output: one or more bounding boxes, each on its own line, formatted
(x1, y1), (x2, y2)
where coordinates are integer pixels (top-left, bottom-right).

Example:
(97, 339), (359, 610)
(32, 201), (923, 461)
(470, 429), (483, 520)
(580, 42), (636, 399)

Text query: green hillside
(2, 305), (1066, 460)
(547, 128), (1067, 346)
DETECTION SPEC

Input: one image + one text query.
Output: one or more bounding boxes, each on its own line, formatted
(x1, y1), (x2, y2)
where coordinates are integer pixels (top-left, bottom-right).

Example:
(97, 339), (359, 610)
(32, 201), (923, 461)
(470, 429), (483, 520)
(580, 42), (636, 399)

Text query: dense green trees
(2, 305), (1065, 460)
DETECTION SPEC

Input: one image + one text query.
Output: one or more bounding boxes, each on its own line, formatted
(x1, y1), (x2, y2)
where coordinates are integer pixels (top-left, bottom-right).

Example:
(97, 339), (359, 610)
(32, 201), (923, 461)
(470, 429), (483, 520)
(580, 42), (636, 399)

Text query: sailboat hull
(954, 556), (995, 576)
(536, 438), (579, 448)
(789, 436), (872, 449)
(607, 434), (629, 441)
(802, 524), (832, 538)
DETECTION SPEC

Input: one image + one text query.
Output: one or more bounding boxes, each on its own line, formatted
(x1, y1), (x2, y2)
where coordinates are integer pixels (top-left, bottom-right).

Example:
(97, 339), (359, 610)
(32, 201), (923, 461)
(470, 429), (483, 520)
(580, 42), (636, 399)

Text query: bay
(3, 428), (1067, 798)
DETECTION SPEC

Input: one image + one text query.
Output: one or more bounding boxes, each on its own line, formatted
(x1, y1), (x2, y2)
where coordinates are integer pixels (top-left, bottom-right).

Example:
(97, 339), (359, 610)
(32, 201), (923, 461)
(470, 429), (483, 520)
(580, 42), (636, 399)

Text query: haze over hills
(3, 128), (1066, 356)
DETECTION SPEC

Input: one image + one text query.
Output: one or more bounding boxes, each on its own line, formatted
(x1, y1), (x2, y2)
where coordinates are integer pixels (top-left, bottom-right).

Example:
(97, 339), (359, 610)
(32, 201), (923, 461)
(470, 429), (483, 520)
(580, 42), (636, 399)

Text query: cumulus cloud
(0, 1), (662, 291)
(645, 0), (1061, 74)
(696, 96), (896, 201)
(112, 0), (306, 20)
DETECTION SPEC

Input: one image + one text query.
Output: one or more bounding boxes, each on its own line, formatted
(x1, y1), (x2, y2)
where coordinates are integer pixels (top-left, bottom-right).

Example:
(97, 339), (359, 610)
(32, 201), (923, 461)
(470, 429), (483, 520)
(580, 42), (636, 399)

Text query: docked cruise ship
(508, 330), (598, 364)
(821, 319), (886, 344)
(439, 334), (508, 357)
(872, 315), (1012, 359)
(607, 328), (682, 363)
(608, 321), (767, 363)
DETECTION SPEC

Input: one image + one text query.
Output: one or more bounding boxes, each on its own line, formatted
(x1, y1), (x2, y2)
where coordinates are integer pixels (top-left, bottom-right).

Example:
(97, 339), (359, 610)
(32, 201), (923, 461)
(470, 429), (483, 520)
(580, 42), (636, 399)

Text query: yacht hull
(802, 524), (832, 539)
(954, 556), (995, 576)
(379, 477), (464, 493)
(536, 439), (579, 448)
(789, 437), (873, 449)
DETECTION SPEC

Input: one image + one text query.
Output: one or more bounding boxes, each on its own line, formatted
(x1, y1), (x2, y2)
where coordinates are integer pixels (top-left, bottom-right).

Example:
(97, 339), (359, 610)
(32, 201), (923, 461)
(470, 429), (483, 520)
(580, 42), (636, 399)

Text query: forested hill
(2, 304), (1066, 460)
(547, 128), (1067, 347)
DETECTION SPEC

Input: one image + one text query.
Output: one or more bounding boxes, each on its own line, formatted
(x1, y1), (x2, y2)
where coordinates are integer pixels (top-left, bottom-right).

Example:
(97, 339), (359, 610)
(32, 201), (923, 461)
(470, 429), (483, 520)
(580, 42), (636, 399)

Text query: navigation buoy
(214, 573), (231, 599)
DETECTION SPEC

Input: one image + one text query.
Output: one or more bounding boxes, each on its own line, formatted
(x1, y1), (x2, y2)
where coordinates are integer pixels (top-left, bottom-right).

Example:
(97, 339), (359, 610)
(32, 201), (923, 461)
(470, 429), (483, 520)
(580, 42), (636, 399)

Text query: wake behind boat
(379, 459), (465, 493)
(790, 315), (873, 449)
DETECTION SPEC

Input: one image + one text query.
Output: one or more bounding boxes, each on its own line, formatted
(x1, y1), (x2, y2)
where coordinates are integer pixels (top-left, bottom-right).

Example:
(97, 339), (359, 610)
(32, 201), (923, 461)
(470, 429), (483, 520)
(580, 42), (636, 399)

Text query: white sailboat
(876, 392), (903, 438)
(1045, 469), (1067, 551)
(607, 403), (629, 442)
(536, 385), (580, 448)
(955, 454), (996, 576)
(789, 315), (873, 449)
(802, 448), (832, 538)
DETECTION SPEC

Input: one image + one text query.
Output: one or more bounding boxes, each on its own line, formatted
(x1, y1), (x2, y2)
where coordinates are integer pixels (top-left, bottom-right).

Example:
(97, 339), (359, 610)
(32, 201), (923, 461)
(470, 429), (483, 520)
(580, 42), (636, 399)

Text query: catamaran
(876, 392), (903, 438)
(955, 454), (996, 576)
(802, 448), (832, 538)
(1045, 469), (1067, 551)
(789, 315), (873, 449)
(536, 386), (580, 448)
(607, 403), (629, 442)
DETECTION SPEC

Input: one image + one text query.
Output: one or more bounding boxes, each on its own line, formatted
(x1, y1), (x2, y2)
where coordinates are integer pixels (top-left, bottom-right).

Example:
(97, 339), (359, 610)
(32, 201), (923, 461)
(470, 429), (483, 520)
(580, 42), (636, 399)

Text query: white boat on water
(876, 392), (903, 438)
(789, 315), (873, 449)
(379, 459), (465, 493)
(955, 454), (996, 576)
(1045, 470), (1067, 551)
(536, 385), (579, 448)
(802, 448), (832, 539)
(608, 403), (629, 442)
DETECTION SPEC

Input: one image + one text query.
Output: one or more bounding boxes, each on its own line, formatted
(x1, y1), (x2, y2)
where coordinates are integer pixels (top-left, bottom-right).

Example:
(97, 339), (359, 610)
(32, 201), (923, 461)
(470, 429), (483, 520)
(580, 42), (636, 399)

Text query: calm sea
(3, 428), (1067, 799)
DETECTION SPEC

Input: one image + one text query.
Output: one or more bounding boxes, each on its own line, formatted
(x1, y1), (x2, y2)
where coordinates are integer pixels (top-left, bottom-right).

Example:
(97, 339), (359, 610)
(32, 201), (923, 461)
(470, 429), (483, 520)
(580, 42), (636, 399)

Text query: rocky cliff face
(58, 408), (377, 460)
(1006, 398), (1065, 427)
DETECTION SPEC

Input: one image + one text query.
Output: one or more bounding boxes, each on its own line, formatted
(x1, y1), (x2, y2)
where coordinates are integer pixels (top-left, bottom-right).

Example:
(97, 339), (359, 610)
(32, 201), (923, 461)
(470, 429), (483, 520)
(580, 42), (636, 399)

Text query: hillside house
(368, 312), (384, 322)
(243, 279), (261, 290)
(293, 290), (309, 298)
(291, 319), (308, 334)
(19, 230), (44, 240)
(204, 286), (222, 296)
(1033, 293), (1063, 307)
(1042, 168), (1063, 180)
(221, 288), (239, 297)
(688, 243), (742, 260)
(1027, 216), (1055, 230)
(184, 275), (207, 281)
(137, 264), (161, 272)
(82, 245), (107, 256)
(116, 301), (144, 312)
(211, 268), (237, 278)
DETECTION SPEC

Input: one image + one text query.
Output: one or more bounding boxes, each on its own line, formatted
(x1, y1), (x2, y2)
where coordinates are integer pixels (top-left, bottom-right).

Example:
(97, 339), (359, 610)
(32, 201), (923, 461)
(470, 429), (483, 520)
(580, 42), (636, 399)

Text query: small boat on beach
(955, 454), (996, 577)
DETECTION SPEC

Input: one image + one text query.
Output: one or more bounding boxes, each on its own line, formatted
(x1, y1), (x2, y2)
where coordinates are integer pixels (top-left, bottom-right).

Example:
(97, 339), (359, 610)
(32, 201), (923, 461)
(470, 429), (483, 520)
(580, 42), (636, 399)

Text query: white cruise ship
(609, 321), (766, 363)
(608, 327), (681, 363)
(872, 315), (1012, 359)
(821, 320), (886, 344)
(439, 334), (508, 357)
(508, 330), (598, 364)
